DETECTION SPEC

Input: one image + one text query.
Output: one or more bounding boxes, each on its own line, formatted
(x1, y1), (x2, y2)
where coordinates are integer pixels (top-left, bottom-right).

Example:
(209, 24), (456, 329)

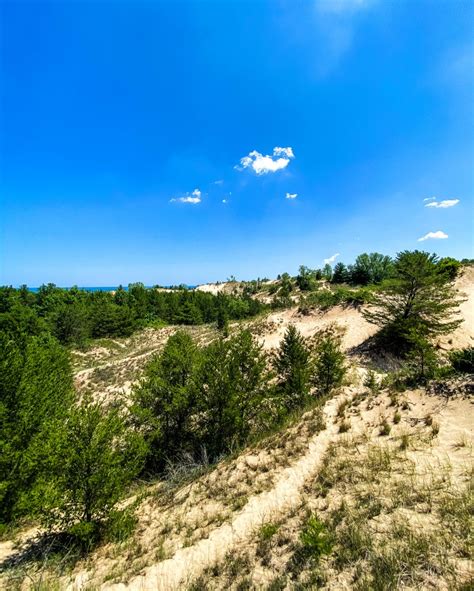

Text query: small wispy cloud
(423, 196), (436, 202)
(235, 147), (295, 175)
(213, 180), (224, 185)
(323, 253), (340, 265)
(170, 188), (202, 204)
(418, 230), (448, 242)
(312, 0), (375, 76)
(286, 192), (298, 200)
(425, 199), (459, 209)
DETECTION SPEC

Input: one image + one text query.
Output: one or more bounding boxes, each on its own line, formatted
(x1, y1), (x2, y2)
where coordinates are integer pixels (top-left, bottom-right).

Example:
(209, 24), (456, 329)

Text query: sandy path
(86, 396), (342, 591)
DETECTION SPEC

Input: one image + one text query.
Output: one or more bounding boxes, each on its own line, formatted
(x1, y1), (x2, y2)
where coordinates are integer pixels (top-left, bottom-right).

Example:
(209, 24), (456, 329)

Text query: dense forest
(0, 283), (264, 349)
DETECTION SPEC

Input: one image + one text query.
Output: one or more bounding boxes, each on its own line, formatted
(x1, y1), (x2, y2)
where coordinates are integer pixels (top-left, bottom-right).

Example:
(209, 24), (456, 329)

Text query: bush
(450, 347), (474, 373)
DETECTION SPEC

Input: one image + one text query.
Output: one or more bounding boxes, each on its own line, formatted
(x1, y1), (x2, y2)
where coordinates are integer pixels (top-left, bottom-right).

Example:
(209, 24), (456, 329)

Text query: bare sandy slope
(260, 266), (474, 353)
(438, 265), (474, 350)
(258, 305), (376, 352)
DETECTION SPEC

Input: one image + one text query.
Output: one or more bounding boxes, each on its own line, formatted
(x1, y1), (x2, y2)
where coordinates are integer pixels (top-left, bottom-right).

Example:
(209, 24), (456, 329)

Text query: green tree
(312, 327), (346, 396)
(216, 293), (229, 335)
(363, 250), (463, 352)
(332, 262), (349, 284)
(437, 257), (461, 280)
(274, 325), (311, 412)
(350, 252), (393, 285)
(0, 335), (74, 524)
(196, 338), (234, 458)
(226, 330), (272, 444)
(132, 331), (200, 472)
(322, 264), (333, 281)
(38, 399), (146, 545)
(197, 331), (272, 458)
(296, 266), (317, 291)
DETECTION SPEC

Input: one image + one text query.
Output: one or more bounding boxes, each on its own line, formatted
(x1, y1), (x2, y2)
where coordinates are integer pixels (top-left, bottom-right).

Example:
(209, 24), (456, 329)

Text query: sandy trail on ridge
(73, 396), (342, 591)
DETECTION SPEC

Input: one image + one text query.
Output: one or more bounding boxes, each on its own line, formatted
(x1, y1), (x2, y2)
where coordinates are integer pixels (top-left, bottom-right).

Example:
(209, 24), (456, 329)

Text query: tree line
(292, 252), (461, 290)
(0, 283), (264, 349)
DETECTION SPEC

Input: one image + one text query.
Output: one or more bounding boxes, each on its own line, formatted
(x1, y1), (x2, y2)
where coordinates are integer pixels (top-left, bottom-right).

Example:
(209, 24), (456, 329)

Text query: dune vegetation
(0, 251), (472, 590)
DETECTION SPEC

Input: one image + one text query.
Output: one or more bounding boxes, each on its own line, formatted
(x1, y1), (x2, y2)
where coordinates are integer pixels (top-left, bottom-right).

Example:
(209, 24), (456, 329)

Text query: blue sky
(1, 0), (473, 286)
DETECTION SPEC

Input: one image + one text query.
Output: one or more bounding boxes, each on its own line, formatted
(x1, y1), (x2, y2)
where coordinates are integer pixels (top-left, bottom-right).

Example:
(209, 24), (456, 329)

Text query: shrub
(450, 347), (474, 373)
(299, 515), (333, 560)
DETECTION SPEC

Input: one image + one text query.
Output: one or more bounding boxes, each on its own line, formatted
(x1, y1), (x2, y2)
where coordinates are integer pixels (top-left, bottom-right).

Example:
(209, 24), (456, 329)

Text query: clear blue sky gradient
(1, 0), (473, 286)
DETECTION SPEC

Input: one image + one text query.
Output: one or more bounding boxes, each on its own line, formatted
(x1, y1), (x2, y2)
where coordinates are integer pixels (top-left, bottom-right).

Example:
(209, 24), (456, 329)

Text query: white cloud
(423, 196), (436, 202)
(425, 199), (460, 209)
(323, 253), (340, 265)
(274, 146), (294, 158)
(222, 199), (227, 204)
(213, 179), (224, 185)
(417, 230), (448, 242)
(170, 188), (202, 204)
(236, 146), (295, 175)
(286, 192), (298, 200)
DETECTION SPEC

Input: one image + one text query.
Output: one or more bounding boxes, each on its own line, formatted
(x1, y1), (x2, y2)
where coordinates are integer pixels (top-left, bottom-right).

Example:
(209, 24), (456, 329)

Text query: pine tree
(38, 398), (146, 545)
(274, 325), (311, 412)
(0, 334), (74, 524)
(226, 330), (272, 443)
(312, 327), (346, 396)
(132, 331), (200, 472)
(363, 250), (463, 352)
(332, 262), (348, 284)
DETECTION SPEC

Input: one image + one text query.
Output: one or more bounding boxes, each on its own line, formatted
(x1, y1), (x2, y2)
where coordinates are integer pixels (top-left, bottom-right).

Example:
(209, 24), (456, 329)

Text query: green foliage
(363, 250), (463, 354)
(349, 252), (394, 285)
(259, 522), (279, 541)
(332, 262), (349, 284)
(322, 264), (333, 281)
(437, 257), (462, 280)
(312, 328), (346, 396)
(404, 332), (439, 383)
(302, 286), (373, 311)
(134, 329), (273, 468)
(296, 266), (318, 291)
(449, 347), (474, 373)
(299, 514), (333, 559)
(0, 284), (266, 349)
(38, 398), (146, 545)
(132, 331), (200, 472)
(0, 334), (74, 524)
(198, 331), (273, 459)
(273, 325), (311, 412)
(364, 370), (380, 394)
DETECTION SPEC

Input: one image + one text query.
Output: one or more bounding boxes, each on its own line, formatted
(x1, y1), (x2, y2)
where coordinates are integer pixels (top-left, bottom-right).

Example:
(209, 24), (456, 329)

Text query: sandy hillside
(24, 376), (469, 591)
(1, 268), (473, 590)
(72, 267), (474, 406)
